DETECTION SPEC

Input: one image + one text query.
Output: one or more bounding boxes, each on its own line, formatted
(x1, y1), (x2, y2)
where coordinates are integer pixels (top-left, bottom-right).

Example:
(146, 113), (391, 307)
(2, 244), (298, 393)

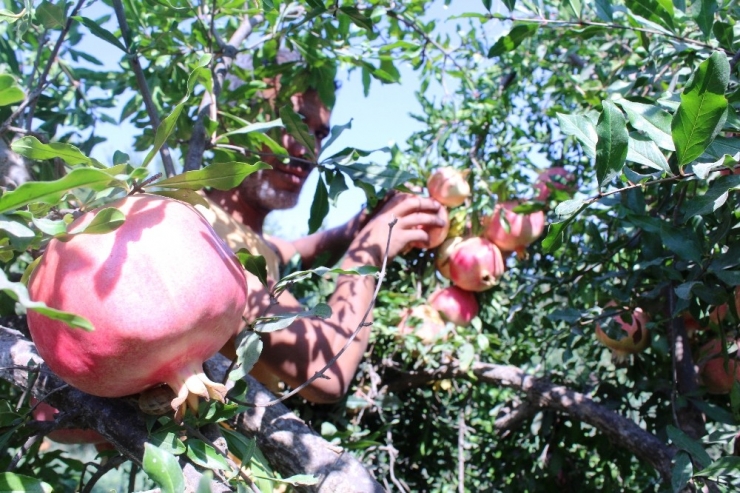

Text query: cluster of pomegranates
(27, 194), (249, 421)
(399, 166), (573, 343)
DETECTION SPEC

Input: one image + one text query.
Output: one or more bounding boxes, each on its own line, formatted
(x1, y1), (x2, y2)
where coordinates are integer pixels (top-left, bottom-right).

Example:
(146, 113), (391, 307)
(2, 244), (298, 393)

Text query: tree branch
(384, 360), (675, 482)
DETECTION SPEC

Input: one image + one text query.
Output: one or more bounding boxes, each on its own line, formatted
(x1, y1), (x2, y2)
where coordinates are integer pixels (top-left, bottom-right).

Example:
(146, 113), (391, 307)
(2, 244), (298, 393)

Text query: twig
(111, 0), (176, 177)
(6, 434), (42, 472)
(80, 455), (127, 493)
(255, 218), (398, 407)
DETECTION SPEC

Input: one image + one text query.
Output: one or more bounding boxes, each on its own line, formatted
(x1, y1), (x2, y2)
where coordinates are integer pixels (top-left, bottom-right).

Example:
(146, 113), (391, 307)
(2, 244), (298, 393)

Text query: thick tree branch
(0, 326), (381, 492)
(384, 360), (675, 482)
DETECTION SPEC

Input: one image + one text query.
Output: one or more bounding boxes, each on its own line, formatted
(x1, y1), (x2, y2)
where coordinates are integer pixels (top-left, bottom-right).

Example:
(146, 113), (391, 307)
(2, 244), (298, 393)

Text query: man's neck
(206, 189), (267, 234)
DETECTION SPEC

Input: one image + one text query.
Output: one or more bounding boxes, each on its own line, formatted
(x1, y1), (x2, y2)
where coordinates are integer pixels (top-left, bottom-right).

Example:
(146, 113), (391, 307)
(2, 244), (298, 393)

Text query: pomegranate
(435, 237), (463, 280)
(398, 304), (447, 344)
(429, 286), (479, 327)
(484, 200), (545, 258)
(31, 398), (109, 447)
(535, 167), (576, 201)
(709, 287), (740, 326)
(697, 338), (740, 394)
(427, 167), (471, 208)
(448, 237), (505, 292)
(595, 305), (650, 362)
(408, 204), (450, 250)
(28, 194), (248, 421)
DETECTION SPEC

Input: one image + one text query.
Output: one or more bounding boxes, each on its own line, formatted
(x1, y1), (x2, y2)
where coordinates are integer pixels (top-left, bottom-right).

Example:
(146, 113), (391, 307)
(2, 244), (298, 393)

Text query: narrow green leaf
(672, 52), (730, 167)
(0, 74), (24, 106)
(553, 199), (585, 220)
(0, 168), (119, 214)
(501, 0), (516, 12)
(77, 207), (125, 235)
(229, 331), (262, 381)
(279, 474), (319, 486)
(557, 113), (597, 158)
(625, 0), (674, 31)
(308, 174), (329, 234)
(11, 136), (91, 166)
(693, 456), (740, 478)
(671, 451), (692, 493)
(279, 105), (316, 161)
(667, 425), (712, 468)
(73, 16), (127, 53)
(235, 250), (268, 290)
(458, 343), (475, 371)
(488, 24), (538, 58)
(142, 443), (185, 493)
(153, 189), (211, 209)
(660, 225), (702, 262)
(185, 440), (229, 471)
(0, 473), (52, 493)
(152, 162), (271, 191)
(616, 99), (675, 151)
(218, 119), (283, 140)
(594, 0), (614, 21)
(692, 0), (717, 39)
(0, 216), (34, 239)
(338, 6), (374, 31)
(221, 429), (256, 463)
(627, 132), (671, 173)
(148, 432), (187, 456)
(0, 8), (26, 22)
(595, 100), (629, 188)
(567, 0), (582, 18)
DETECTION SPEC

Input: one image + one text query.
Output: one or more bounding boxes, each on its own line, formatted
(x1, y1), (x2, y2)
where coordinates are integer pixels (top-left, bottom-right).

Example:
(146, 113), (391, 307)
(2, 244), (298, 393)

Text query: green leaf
(553, 198), (585, 220)
(594, 0), (614, 21)
(152, 162), (271, 191)
(73, 16), (127, 52)
(692, 0), (717, 39)
(616, 99), (675, 151)
(341, 162), (415, 193)
(235, 250), (268, 290)
(148, 432), (187, 456)
(338, 6), (373, 31)
(557, 113), (597, 158)
(254, 304), (333, 333)
(672, 51), (730, 167)
(11, 136), (91, 166)
(0, 473), (52, 493)
(229, 331), (263, 381)
(660, 224), (703, 263)
(0, 8), (26, 23)
(595, 100), (629, 188)
(501, 0), (516, 12)
(278, 474), (320, 486)
(681, 174), (740, 219)
(458, 343), (475, 371)
(488, 24), (538, 58)
(0, 74), (24, 106)
(308, 174), (329, 234)
(153, 189), (211, 209)
(77, 207), (125, 235)
(142, 443), (185, 493)
(279, 105), (316, 161)
(625, 0), (674, 31)
(0, 215), (34, 239)
(0, 168), (119, 214)
(667, 425), (712, 468)
(626, 132), (671, 173)
(185, 439), (229, 472)
(693, 456), (740, 478)
(567, 0), (582, 18)
(221, 428), (256, 463)
(35, 1), (64, 29)
(671, 451), (692, 493)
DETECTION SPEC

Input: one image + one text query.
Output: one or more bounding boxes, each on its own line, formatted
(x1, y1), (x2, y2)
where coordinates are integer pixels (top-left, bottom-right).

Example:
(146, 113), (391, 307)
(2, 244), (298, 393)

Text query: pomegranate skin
(698, 339), (740, 394)
(448, 237), (504, 292)
(535, 167), (576, 201)
(398, 304), (447, 344)
(484, 201), (545, 257)
(709, 287), (740, 325)
(595, 306), (650, 362)
(429, 286), (479, 327)
(435, 237), (463, 280)
(28, 194), (247, 419)
(427, 168), (471, 208)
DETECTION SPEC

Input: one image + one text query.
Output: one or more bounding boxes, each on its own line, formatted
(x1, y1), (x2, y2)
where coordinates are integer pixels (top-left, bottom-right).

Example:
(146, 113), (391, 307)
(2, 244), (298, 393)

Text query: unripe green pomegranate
(28, 194), (248, 420)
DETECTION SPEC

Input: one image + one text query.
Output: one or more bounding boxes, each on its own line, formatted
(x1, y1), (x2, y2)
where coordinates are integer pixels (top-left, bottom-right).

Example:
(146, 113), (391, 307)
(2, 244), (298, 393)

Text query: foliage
(3, 0), (740, 491)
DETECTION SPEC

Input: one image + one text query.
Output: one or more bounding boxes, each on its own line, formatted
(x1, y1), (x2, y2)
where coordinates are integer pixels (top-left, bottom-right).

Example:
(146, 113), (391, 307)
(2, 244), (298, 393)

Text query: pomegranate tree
(427, 167), (471, 208)
(697, 338), (740, 394)
(534, 167), (576, 201)
(595, 306), (650, 362)
(484, 200), (545, 258)
(448, 237), (505, 292)
(398, 304), (447, 344)
(429, 286), (479, 327)
(28, 194), (248, 420)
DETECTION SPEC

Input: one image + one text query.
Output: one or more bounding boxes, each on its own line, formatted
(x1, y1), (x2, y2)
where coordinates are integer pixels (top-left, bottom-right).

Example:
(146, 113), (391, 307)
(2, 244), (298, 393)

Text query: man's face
(240, 88), (331, 212)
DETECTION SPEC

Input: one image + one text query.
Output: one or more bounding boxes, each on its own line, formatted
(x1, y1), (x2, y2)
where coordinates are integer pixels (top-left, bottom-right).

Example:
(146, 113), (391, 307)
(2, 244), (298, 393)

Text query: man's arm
(250, 193), (445, 403)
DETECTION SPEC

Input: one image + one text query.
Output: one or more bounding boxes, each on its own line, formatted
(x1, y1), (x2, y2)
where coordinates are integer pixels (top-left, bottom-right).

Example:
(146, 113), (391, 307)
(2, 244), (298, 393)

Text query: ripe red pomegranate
(408, 204), (450, 250)
(448, 237), (505, 292)
(31, 398), (109, 448)
(535, 167), (576, 201)
(484, 200), (545, 258)
(28, 194), (248, 420)
(427, 167), (471, 208)
(429, 286), (479, 327)
(698, 338), (740, 394)
(595, 305), (650, 362)
(435, 237), (463, 280)
(398, 304), (447, 344)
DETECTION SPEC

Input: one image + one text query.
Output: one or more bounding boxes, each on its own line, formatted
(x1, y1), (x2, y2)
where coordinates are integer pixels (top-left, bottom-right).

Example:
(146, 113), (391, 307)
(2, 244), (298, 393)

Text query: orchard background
(1, 0), (740, 491)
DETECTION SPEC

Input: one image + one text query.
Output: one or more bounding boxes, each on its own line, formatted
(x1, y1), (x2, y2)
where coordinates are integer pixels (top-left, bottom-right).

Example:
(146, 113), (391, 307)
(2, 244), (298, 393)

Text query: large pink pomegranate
(398, 304), (447, 344)
(448, 237), (504, 292)
(484, 200), (545, 258)
(698, 338), (740, 394)
(427, 167), (471, 208)
(535, 167), (576, 201)
(595, 305), (650, 362)
(28, 194), (248, 420)
(435, 237), (463, 280)
(429, 286), (479, 327)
